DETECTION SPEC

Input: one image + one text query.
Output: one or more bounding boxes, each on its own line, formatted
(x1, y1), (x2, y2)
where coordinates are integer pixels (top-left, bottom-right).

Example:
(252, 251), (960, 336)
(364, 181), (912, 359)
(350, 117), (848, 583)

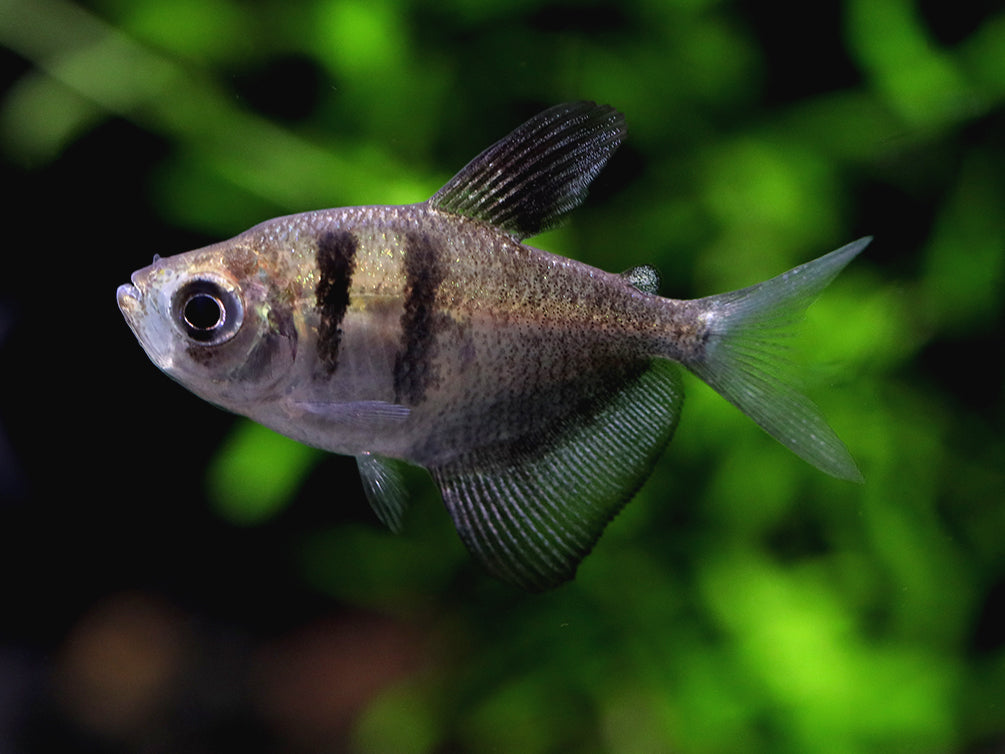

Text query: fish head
(116, 239), (297, 411)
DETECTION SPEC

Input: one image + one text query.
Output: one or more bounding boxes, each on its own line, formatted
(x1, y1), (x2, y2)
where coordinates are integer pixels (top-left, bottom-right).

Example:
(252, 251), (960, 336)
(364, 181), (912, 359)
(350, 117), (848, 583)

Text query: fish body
(118, 102), (867, 590)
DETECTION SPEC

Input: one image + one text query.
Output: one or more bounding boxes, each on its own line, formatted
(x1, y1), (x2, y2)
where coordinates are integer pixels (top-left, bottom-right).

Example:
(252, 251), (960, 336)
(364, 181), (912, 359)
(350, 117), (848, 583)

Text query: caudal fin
(683, 238), (870, 482)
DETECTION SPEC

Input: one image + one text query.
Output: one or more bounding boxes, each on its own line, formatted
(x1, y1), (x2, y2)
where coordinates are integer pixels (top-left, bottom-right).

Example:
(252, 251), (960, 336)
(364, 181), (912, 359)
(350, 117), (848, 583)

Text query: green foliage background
(2, 0), (1004, 752)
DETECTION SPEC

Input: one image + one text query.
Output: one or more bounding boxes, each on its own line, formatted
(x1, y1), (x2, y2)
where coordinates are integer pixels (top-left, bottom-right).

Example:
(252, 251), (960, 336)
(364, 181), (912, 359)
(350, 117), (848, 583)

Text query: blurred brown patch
(52, 591), (189, 740)
(252, 610), (425, 747)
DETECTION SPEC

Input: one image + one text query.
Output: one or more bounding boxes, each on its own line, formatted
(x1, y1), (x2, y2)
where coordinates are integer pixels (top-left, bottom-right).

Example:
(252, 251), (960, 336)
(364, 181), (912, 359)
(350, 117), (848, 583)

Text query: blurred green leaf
(208, 421), (321, 525)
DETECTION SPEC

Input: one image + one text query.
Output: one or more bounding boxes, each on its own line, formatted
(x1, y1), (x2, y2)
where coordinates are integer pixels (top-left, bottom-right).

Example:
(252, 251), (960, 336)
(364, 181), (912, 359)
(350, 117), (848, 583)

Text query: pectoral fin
(290, 400), (411, 427)
(429, 360), (683, 591)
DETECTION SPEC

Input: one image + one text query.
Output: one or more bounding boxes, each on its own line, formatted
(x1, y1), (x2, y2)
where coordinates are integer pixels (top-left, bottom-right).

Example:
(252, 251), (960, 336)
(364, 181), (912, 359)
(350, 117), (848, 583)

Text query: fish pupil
(183, 292), (225, 332)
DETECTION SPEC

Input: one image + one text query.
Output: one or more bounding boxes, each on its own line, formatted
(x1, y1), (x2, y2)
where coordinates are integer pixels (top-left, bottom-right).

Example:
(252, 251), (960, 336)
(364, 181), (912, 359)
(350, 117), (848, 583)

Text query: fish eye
(184, 292), (225, 331)
(172, 277), (243, 345)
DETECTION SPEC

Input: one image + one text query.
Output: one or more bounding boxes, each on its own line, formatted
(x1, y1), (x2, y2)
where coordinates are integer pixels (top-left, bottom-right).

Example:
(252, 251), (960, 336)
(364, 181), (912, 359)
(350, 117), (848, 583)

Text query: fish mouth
(116, 282), (140, 307)
(117, 265), (154, 338)
(116, 273), (172, 369)
(117, 266), (153, 319)
(116, 282), (142, 321)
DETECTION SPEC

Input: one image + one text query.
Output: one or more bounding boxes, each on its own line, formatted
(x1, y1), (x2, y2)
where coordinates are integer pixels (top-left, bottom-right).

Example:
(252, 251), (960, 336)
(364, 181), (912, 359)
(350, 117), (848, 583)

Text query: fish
(117, 102), (868, 591)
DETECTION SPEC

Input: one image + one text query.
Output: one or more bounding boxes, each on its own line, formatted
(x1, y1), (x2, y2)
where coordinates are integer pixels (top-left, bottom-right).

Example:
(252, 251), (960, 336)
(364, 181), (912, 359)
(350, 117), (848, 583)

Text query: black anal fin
(430, 360), (683, 591)
(428, 102), (626, 240)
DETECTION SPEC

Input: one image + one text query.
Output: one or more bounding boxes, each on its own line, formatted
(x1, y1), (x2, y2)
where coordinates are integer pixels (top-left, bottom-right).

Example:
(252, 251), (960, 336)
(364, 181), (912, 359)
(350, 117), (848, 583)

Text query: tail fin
(683, 237), (871, 482)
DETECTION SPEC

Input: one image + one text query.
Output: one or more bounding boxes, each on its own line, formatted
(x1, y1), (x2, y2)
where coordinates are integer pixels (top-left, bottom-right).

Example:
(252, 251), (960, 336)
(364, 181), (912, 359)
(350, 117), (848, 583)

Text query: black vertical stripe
(315, 230), (358, 375)
(394, 232), (445, 404)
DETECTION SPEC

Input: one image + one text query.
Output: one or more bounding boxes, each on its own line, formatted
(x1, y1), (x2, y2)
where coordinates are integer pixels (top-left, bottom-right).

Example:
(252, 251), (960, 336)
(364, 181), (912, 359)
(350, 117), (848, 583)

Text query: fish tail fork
(679, 238), (871, 482)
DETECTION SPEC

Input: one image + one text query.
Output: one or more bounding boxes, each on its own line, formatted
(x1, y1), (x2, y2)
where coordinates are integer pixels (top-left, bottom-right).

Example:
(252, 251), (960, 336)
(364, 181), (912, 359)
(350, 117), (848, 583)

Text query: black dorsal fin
(428, 102), (626, 239)
(429, 360), (683, 591)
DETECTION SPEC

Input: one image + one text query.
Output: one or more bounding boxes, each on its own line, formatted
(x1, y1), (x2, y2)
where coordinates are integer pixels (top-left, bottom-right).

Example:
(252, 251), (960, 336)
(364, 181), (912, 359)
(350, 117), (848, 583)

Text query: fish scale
(118, 102), (868, 590)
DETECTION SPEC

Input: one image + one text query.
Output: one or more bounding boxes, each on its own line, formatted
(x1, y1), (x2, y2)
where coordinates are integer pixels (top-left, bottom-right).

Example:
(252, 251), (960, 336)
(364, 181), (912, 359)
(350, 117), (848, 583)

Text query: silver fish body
(118, 102), (867, 590)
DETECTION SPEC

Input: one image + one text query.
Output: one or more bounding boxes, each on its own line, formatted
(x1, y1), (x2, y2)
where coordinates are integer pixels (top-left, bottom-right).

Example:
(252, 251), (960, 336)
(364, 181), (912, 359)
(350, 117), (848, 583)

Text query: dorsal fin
(428, 102), (626, 239)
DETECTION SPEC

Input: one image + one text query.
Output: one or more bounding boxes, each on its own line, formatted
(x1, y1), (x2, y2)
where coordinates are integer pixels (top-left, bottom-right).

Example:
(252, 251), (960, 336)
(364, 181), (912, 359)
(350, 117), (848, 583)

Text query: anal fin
(430, 360), (684, 591)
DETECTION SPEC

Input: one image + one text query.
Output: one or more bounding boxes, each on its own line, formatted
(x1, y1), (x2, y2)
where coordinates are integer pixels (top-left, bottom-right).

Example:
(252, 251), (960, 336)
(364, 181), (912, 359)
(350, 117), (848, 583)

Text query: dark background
(2, 0), (1004, 751)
